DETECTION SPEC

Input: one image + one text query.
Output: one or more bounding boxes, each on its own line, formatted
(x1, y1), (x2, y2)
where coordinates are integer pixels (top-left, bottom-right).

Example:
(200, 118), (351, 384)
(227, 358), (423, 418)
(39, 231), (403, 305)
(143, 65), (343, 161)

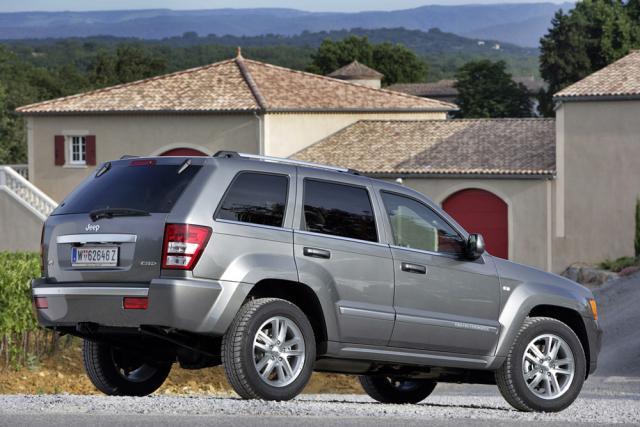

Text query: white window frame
(67, 135), (87, 166)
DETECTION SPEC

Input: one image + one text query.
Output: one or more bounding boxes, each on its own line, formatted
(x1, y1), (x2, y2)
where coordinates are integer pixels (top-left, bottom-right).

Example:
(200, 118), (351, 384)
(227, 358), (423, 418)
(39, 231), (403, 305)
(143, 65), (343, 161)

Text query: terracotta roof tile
(387, 80), (457, 97)
(292, 118), (555, 176)
(555, 50), (640, 99)
(388, 78), (545, 98)
(17, 57), (456, 114)
(327, 60), (384, 79)
(242, 59), (455, 111)
(17, 59), (259, 114)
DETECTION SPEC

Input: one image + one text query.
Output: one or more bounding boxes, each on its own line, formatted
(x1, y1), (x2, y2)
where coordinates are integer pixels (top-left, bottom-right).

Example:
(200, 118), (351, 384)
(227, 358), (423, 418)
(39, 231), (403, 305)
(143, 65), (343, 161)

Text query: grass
(599, 256), (640, 273)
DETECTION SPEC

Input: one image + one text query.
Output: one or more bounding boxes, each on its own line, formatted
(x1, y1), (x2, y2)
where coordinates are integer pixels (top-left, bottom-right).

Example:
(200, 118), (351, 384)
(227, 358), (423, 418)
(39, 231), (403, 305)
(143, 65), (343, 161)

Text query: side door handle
(401, 262), (427, 274)
(303, 247), (331, 259)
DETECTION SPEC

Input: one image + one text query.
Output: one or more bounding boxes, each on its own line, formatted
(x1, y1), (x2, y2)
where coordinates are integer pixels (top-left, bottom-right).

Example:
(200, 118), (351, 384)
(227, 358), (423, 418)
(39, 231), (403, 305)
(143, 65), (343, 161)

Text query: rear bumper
(31, 277), (253, 335)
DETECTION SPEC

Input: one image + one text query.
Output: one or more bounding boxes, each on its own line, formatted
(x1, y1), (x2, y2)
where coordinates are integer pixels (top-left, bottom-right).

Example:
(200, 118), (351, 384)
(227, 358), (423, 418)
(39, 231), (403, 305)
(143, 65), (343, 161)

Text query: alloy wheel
(253, 316), (306, 387)
(521, 333), (575, 400)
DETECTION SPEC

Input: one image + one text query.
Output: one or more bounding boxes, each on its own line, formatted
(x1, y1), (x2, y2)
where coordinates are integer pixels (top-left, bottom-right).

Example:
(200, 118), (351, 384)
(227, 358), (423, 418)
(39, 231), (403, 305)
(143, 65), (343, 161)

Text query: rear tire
(359, 376), (437, 404)
(82, 339), (172, 396)
(495, 317), (586, 412)
(222, 298), (316, 400)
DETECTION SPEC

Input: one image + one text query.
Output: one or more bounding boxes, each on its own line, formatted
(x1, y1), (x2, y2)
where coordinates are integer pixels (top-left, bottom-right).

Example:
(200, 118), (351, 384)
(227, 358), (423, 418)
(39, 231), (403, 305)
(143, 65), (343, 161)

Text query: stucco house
(15, 51), (453, 202)
(2, 50), (640, 273)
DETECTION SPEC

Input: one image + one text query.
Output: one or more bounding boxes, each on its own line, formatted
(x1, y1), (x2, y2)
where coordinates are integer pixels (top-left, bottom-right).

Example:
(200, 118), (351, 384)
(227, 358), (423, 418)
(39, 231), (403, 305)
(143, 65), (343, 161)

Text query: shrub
(0, 252), (55, 368)
(599, 256), (639, 273)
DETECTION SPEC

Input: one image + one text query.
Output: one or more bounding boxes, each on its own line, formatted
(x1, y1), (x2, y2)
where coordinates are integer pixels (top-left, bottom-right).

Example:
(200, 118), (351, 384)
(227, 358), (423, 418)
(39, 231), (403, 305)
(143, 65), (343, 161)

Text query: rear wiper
(89, 208), (150, 221)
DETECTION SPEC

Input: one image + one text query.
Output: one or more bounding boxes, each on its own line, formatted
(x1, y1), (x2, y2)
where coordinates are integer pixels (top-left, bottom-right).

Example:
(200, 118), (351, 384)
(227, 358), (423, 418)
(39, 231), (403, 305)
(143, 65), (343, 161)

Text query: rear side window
(303, 179), (377, 242)
(216, 172), (288, 227)
(53, 161), (202, 215)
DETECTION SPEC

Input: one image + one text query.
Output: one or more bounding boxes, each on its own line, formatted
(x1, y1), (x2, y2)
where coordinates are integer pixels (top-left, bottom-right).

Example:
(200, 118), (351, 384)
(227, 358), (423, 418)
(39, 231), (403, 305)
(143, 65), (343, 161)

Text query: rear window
(216, 172), (288, 227)
(53, 162), (202, 215)
(303, 179), (377, 242)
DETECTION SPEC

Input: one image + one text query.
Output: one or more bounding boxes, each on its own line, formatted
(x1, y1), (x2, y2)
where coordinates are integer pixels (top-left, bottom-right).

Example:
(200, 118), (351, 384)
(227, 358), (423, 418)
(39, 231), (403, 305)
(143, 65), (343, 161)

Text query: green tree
(372, 42), (428, 85)
(539, 0), (640, 116)
(114, 44), (166, 83)
(90, 45), (166, 86)
(309, 36), (373, 75)
(454, 60), (532, 118)
(309, 36), (427, 85)
(89, 50), (117, 87)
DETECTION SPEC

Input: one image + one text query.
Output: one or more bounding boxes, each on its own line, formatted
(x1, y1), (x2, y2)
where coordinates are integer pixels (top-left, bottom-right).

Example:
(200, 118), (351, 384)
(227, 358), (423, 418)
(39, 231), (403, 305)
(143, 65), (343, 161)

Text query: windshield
(53, 161), (202, 215)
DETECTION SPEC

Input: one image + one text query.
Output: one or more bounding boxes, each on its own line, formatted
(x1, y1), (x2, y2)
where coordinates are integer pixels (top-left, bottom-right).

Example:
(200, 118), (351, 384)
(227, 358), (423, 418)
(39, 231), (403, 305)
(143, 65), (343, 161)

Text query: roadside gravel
(1, 378), (639, 425)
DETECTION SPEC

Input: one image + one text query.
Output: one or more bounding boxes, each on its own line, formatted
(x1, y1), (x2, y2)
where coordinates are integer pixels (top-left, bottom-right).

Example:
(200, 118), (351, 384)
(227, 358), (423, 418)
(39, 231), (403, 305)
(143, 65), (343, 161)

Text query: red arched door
(160, 147), (208, 156)
(442, 189), (508, 259)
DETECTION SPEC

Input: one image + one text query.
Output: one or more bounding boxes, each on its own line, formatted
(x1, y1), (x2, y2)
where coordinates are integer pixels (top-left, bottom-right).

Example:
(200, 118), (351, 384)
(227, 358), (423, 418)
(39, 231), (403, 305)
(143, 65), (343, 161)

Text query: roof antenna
(236, 46), (243, 59)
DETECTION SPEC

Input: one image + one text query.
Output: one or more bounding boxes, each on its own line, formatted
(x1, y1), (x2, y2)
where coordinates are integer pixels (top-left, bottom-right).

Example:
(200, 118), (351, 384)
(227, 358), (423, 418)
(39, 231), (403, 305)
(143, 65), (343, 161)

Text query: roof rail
(120, 155), (139, 159)
(212, 151), (359, 175)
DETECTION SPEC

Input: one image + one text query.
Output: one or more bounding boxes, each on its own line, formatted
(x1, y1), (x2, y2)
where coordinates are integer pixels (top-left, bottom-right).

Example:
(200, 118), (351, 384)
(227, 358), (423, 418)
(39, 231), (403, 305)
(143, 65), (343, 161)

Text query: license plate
(71, 246), (119, 267)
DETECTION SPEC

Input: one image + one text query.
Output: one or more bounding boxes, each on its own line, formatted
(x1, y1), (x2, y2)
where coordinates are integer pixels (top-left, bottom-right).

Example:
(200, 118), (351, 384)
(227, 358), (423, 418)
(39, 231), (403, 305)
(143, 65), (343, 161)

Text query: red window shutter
(86, 135), (96, 165)
(54, 135), (65, 165)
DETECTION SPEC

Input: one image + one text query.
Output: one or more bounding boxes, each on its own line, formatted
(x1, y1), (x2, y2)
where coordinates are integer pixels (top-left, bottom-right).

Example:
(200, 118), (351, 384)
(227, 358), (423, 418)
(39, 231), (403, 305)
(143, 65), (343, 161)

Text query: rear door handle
(303, 247), (331, 259)
(401, 262), (427, 274)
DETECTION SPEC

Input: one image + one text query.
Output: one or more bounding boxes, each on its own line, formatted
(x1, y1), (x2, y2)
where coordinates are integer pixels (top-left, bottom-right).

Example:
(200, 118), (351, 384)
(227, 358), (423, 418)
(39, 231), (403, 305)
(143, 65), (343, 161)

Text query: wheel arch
(528, 304), (590, 378)
(492, 281), (592, 371)
(246, 279), (329, 354)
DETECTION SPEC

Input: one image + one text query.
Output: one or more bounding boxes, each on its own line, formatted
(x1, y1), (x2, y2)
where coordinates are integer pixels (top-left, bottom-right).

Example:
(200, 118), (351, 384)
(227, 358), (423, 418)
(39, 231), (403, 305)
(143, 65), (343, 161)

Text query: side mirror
(466, 233), (485, 260)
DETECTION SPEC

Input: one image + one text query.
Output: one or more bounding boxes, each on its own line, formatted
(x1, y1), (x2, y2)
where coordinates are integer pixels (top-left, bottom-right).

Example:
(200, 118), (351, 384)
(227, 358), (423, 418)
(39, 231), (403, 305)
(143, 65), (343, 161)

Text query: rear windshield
(53, 162), (202, 215)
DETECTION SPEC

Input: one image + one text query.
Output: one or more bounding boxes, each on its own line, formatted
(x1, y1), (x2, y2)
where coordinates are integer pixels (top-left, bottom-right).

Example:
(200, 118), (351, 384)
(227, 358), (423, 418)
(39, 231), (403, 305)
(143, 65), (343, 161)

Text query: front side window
(216, 172), (288, 228)
(303, 179), (377, 242)
(381, 192), (465, 254)
(69, 136), (86, 165)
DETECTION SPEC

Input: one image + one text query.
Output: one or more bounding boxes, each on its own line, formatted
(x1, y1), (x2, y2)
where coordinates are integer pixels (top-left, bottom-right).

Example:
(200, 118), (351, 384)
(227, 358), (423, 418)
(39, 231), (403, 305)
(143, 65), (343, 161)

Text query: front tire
(496, 317), (586, 412)
(82, 340), (172, 396)
(359, 376), (437, 404)
(222, 298), (316, 400)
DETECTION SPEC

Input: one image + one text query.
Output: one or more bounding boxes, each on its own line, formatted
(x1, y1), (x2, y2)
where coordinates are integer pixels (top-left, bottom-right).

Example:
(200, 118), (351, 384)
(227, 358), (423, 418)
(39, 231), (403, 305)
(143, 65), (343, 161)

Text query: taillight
(162, 223), (211, 270)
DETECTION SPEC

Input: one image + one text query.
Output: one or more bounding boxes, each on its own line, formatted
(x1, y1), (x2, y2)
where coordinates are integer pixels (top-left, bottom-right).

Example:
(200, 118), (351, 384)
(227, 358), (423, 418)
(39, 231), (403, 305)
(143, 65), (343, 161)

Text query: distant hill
(461, 15), (563, 48)
(7, 28), (540, 80)
(0, 3), (574, 47)
(13, 28), (535, 56)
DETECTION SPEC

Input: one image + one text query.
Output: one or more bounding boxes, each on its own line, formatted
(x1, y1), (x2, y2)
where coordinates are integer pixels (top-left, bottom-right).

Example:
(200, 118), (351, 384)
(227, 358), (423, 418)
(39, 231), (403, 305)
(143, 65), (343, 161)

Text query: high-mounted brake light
(162, 224), (212, 270)
(129, 159), (156, 167)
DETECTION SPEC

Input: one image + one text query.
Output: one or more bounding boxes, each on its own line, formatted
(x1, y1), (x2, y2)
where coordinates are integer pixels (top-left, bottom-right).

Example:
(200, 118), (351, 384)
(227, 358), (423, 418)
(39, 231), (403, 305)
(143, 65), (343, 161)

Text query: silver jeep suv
(32, 152), (601, 412)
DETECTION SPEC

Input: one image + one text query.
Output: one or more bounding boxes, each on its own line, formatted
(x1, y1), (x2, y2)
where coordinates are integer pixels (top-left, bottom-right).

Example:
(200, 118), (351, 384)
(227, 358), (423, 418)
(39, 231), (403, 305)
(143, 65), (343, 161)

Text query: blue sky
(0, 0), (573, 13)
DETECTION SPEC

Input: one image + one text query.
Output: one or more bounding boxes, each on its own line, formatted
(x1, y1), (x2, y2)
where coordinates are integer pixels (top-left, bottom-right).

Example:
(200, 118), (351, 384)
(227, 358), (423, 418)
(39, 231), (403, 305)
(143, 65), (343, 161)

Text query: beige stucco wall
(264, 111), (447, 158)
(389, 177), (553, 271)
(345, 78), (382, 88)
(552, 100), (640, 271)
(28, 114), (259, 201)
(0, 190), (43, 252)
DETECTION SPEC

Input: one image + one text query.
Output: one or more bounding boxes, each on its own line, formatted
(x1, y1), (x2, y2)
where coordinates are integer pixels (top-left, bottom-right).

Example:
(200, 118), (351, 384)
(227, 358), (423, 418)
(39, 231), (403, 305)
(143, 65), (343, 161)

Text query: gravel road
(1, 377), (639, 426)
